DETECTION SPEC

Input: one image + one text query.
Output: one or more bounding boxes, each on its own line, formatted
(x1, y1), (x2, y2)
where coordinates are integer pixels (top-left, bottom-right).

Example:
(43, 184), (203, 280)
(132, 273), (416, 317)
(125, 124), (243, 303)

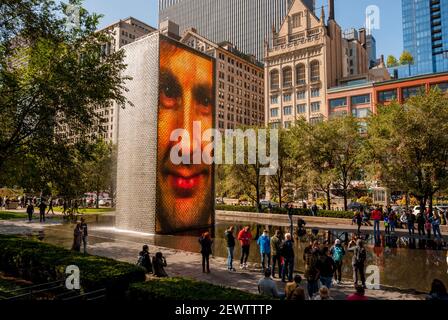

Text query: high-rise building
(158, 0), (316, 60)
(400, 0), (448, 77)
(265, 0), (371, 128)
(57, 17), (156, 144)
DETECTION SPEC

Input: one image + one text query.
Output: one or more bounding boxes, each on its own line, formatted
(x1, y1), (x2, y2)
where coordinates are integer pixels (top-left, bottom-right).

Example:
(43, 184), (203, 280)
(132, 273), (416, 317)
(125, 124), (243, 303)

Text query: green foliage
(0, 211), (27, 220)
(0, 0), (131, 194)
(366, 89), (448, 210)
(0, 235), (146, 298)
(400, 50), (414, 65)
(387, 55), (399, 68)
(128, 278), (265, 300)
(216, 205), (354, 219)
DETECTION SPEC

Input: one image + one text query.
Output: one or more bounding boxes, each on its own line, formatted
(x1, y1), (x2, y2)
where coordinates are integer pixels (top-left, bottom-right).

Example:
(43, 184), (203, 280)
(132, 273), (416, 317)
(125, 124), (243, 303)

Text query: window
(402, 86), (425, 99)
(270, 70), (280, 90)
(282, 67), (293, 87)
(297, 104), (306, 114)
(311, 88), (320, 97)
(311, 102), (321, 112)
(330, 98), (347, 109)
(270, 108), (279, 118)
(310, 116), (323, 125)
(377, 89), (397, 102)
(270, 122), (280, 129)
(284, 106), (292, 116)
(352, 108), (370, 118)
(297, 91), (306, 100)
(292, 13), (302, 28)
(296, 64), (306, 85)
(310, 61), (320, 82)
(270, 95), (279, 104)
(283, 93), (292, 102)
(351, 94), (371, 106)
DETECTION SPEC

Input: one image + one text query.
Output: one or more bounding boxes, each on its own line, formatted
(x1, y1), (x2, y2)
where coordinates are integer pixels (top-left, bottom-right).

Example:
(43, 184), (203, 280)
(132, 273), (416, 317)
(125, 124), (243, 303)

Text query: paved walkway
(0, 219), (425, 300)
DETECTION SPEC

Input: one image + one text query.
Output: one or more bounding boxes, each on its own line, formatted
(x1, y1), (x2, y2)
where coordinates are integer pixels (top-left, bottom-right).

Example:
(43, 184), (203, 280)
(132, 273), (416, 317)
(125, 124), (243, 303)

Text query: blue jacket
(257, 235), (271, 254)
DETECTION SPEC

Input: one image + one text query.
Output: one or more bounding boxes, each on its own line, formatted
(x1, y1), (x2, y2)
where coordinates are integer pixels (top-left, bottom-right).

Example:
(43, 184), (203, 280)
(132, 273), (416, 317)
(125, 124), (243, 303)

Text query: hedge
(0, 235), (146, 299)
(216, 205), (354, 219)
(128, 277), (266, 300)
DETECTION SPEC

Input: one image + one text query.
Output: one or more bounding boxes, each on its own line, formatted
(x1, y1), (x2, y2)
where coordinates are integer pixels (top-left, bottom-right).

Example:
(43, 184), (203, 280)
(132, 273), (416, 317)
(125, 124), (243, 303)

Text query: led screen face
(156, 38), (214, 234)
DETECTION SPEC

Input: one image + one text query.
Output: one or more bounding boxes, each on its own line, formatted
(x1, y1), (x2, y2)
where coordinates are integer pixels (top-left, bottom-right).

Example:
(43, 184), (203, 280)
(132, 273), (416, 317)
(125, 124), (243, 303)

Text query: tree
(0, 0), (132, 171)
(387, 55), (399, 68)
(287, 119), (336, 210)
(366, 89), (448, 216)
(400, 50), (414, 65)
(83, 140), (113, 208)
(266, 129), (296, 207)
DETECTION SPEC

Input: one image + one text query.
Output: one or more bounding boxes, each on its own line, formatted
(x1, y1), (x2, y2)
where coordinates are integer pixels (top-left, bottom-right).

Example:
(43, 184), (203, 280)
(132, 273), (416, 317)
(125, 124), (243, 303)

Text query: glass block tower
(158, 0), (316, 60)
(402, 0), (448, 76)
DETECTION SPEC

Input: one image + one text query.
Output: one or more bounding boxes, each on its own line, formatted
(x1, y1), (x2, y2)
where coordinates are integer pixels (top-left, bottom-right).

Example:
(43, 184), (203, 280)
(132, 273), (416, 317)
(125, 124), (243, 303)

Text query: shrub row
(128, 277), (264, 300)
(216, 205), (354, 219)
(0, 235), (146, 299)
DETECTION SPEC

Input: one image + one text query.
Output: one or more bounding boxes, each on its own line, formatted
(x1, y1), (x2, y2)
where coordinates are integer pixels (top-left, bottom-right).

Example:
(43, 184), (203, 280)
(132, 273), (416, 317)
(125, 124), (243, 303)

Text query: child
(384, 216), (390, 235)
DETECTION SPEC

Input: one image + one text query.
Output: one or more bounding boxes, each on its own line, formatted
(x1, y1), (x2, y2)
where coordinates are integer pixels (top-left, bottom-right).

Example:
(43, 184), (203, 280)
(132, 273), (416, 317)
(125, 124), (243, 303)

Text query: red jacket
(237, 229), (252, 246)
(371, 210), (382, 221)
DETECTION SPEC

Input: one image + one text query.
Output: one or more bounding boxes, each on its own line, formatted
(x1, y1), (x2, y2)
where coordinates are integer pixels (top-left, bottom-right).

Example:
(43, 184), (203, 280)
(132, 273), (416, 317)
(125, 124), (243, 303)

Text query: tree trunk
(343, 192), (348, 212)
(278, 177), (282, 208)
(419, 197), (426, 217)
(429, 193), (434, 218)
(326, 189), (331, 211)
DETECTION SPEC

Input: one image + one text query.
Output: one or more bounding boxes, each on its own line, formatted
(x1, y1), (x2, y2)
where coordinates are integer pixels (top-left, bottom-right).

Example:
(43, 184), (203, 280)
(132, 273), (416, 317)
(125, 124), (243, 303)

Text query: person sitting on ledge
(152, 252), (168, 278)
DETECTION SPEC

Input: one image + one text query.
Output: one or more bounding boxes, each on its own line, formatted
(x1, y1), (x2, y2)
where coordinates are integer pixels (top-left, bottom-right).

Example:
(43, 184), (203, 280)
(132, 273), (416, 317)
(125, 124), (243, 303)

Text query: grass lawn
(53, 207), (114, 214)
(0, 211), (27, 220)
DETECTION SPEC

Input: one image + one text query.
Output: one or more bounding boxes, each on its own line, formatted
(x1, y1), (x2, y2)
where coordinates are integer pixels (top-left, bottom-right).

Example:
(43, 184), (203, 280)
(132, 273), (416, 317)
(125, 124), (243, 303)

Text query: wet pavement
(0, 217), (436, 300)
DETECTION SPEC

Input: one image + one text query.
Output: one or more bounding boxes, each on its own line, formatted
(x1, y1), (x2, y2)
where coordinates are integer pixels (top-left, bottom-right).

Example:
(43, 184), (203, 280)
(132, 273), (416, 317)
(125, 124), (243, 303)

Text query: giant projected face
(157, 39), (214, 234)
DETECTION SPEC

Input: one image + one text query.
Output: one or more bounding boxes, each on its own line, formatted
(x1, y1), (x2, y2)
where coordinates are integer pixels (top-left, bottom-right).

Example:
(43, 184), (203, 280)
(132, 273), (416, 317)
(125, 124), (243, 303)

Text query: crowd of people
(353, 205), (446, 240)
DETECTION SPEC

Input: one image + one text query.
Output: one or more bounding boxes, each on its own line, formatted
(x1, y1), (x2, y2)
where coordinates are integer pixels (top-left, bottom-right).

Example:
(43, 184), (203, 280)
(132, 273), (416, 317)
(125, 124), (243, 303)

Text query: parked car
(259, 200), (279, 209)
(98, 198), (112, 207)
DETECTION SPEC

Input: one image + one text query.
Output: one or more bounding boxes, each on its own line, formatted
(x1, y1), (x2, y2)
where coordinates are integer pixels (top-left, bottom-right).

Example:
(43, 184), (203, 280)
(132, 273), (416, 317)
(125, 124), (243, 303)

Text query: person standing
(224, 226), (236, 272)
(46, 198), (54, 215)
(305, 249), (320, 299)
(330, 239), (346, 284)
(257, 230), (271, 272)
(270, 230), (282, 278)
(432, 213), (443, 240)
(311, 204), (318, 217)
(348, 239), (367, 288)
(137, 245), (153, 274)
(199, 232), (213, 273)
(238, 226), (252, 270)
(62, 200), (68, 215)
(297, 217), (307, 237)
(417, 212), (425, 236)
(287, 204), (294, 234)
(317, 247), (335, 289)
(371, 207), (382, 239)
(281, 233), (295, 283)
(80, 217), (88, 254)
(26, 202), (34, 222)
(71, 222), (83, 252)
(38, 200), (47, 223)
(353, 211), (362, 234)
(389, 211), (397, 233)
(407, 211), (415, 236)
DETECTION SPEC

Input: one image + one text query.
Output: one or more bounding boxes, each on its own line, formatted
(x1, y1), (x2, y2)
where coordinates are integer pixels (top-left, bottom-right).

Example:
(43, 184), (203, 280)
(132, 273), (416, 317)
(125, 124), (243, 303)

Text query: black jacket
(224, 231), (235, 247)
(199, 237), (213, 255)
(281, 240), (295, 259)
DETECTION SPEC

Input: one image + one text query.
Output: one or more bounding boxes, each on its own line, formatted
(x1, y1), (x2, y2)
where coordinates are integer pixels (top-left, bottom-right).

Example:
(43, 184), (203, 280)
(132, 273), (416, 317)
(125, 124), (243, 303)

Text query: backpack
(333, 246), (344, 262)
(355, 247), (366, 265)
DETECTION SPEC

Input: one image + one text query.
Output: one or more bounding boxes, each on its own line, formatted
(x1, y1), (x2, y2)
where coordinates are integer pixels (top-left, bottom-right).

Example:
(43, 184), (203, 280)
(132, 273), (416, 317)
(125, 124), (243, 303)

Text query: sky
(80, 0), (403, 59)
